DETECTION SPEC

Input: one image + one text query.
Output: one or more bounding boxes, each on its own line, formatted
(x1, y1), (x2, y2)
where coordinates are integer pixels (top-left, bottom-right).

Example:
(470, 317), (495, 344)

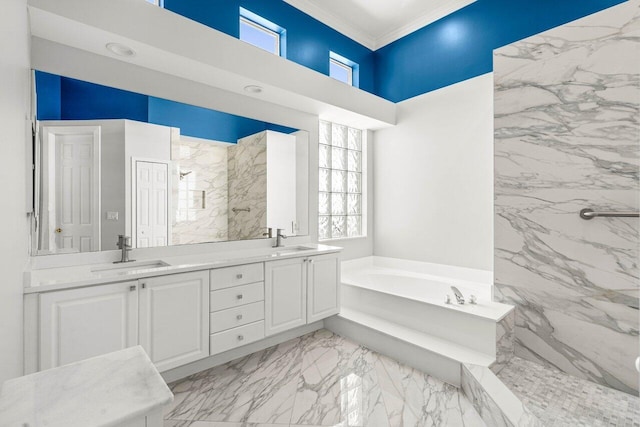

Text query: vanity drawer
(210, 282), (264, 312)
(209, 301), (264, 333)
(210, 321), (265, 355)
(210, 263), (264, 290)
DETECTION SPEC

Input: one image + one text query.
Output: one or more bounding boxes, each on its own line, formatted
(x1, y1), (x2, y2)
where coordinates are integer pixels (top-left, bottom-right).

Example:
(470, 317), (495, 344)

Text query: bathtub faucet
(451, 286), (465, 304)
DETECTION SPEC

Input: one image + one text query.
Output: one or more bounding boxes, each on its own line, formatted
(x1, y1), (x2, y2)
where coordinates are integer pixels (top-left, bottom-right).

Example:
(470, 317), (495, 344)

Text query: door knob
(55, 228), (62, 233)
(237, 314), (243, 320)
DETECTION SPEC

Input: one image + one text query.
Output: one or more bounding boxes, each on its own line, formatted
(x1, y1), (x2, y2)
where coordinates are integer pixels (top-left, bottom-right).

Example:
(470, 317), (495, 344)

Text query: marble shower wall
(171, 135), (229, 244)
(228, 131), (268, 240)
(494, 0), (640, 394)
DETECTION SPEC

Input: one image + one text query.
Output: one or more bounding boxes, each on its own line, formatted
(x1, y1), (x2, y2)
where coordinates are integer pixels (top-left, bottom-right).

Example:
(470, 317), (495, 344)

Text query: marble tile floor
(163, 329), (486, 427)
(497, 357), (640, 427)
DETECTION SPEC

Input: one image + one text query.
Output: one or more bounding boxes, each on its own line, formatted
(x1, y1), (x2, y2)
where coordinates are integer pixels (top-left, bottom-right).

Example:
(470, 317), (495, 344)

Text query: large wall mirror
(33, 71), (309, 255)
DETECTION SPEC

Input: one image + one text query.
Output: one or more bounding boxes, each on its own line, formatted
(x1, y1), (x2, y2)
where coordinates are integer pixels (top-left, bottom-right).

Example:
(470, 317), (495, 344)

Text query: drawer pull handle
(238, 335), (244, 341)
(237, 314), (243, 320)
(129, 285), (136, 292)
(237, 294), (243, 300)
(236, 273), (243, 279)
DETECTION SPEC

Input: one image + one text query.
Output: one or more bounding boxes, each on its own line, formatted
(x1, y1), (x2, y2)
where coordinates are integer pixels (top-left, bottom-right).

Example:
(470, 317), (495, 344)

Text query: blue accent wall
(148, 97), (268, 142)
(163, 0), (374, 92)
(374, 0), (625, 102)
(35, 71), (61, 120)
(35, 73), (296, 143)
(61, 77), (148, 122)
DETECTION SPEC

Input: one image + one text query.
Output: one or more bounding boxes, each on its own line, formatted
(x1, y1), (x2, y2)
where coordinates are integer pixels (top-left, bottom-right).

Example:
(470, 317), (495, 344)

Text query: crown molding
(283, 0), (377, 49)
(374, 0), (476, 49)
(284, 0), (476, 51)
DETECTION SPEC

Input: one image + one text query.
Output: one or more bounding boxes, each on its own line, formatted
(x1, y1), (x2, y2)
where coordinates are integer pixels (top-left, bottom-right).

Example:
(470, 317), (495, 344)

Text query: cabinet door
(39, 281), (138, 370)
(265, 258), (307, 336)
(139, 271), (209, 371)
(307, 254), (341, 323)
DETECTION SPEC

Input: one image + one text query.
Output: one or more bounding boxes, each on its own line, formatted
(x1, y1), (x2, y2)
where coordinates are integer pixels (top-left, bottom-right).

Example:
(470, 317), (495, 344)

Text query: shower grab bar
(579, 208), (640, 220)
(232, 207), (251, 213)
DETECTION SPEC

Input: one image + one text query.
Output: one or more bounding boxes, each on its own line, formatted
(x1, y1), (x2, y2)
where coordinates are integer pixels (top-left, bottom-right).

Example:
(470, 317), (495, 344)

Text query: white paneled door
(135, 160), (169, 248)
(44, 126), (101, 253)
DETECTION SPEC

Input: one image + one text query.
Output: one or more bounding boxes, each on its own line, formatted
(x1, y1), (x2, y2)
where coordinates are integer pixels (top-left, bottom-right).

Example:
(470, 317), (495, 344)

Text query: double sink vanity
(23, 244), (341, 376)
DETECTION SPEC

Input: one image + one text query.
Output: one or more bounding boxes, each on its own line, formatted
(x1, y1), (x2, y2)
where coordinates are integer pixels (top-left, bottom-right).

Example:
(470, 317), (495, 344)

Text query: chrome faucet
(115, 235), (134, 264)
(451, 286), (465, 304)
(273, 228), (287, 248)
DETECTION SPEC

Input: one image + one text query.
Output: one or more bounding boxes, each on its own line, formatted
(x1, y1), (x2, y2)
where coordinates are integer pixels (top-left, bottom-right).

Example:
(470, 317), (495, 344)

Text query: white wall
(373, 74), (494, 271)
(0, 0), (30, 382)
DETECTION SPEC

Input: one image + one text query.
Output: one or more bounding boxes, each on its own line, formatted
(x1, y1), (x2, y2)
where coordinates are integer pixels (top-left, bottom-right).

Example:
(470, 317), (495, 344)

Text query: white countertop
(25, 244), (342, 293)
(0, 346), (173, 427)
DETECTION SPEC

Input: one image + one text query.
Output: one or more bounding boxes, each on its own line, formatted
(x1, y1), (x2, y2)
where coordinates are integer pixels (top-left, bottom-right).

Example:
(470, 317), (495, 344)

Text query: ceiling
(283, 0), (476, 50)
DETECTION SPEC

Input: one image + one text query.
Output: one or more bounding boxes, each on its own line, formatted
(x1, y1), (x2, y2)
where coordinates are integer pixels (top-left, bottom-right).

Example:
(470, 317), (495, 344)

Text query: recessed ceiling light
(244, 85), (263, 94)
(106, 42), (136, 57)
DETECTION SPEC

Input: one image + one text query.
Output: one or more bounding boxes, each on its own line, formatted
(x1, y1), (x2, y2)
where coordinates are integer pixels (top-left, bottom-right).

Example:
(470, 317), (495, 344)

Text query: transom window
(329, 52), (358, 87)
(319, 121), (365, 240)
(330, 58), (353, 86)
(239, 9), (286, 56)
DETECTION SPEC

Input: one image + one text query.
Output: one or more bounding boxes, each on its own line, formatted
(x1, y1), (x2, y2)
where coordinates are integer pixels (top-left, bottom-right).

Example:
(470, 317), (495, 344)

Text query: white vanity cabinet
(306, 253), (340, 323)
(264, 253), (340, 336)
(39, 281), (139, 370)
(209, 263), (266, 354)
(28, 248), (341, 375)
(265, 257), (307, 336)
(139, 271), (209, 371)
(36, 271), (209, 372)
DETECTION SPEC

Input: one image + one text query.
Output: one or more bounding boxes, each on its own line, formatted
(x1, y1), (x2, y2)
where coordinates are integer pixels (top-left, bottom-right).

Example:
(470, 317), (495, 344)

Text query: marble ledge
(24, 244), (342, 294)
(461, 363), (541, 427)
(0, 346), (173, 427)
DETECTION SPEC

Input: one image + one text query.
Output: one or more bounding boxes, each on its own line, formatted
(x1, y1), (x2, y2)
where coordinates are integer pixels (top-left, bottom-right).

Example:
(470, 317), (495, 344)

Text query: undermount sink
(271, 246), (315, 255)
(91, 260), (170, 274)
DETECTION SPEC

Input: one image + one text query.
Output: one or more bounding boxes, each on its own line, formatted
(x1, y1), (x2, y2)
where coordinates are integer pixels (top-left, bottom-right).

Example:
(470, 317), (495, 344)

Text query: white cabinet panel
(139, 271), (209, 371)
(307, 254), (340, 323)
(265, 258), (307, 336)
(39, 281), (138, 370)
(210, 301), (264, 333)
(210, 321), (265, 354)
(210, 282), (264, 312)
(210, 263), (264, 290)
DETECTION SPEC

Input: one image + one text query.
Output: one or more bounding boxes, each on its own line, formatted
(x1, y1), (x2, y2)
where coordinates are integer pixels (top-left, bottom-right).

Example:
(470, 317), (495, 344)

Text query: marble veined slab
(493, 0), (639, 395)
(461, 363), (541, 427)
(0, 346), (173, 427)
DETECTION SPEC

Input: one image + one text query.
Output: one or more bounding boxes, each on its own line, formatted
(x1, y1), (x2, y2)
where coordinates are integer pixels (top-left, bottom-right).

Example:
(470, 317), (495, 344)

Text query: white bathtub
(328, 256), (514, 386)
(341, 256), (498, 315)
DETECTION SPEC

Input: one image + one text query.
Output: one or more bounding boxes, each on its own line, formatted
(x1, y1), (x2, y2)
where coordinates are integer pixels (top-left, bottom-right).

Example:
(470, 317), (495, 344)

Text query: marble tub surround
(172, 135), (230, 245)
(0, 346), (173, 427)
(228, 131), (268, 241)
(164, 329), (486, 427)
(490, 310), (515, 375)
(461, 364), (541, 427)
(497, 357), (640, 427)
(24, 243), (341, 293)
(493, 0), (640, 394)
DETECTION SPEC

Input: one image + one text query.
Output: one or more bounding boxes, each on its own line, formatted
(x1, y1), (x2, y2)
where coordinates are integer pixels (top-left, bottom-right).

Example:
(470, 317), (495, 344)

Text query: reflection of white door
(43, 126), (101, 253)
(135, 160), (169, 248)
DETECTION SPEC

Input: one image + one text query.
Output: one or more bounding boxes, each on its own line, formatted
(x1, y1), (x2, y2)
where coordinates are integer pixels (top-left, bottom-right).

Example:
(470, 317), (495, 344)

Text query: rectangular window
(330, 58), (353, 86)
(319, 121), (365, 240)
(329, 52), (358, 87)
(239, 9), (286, 57)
